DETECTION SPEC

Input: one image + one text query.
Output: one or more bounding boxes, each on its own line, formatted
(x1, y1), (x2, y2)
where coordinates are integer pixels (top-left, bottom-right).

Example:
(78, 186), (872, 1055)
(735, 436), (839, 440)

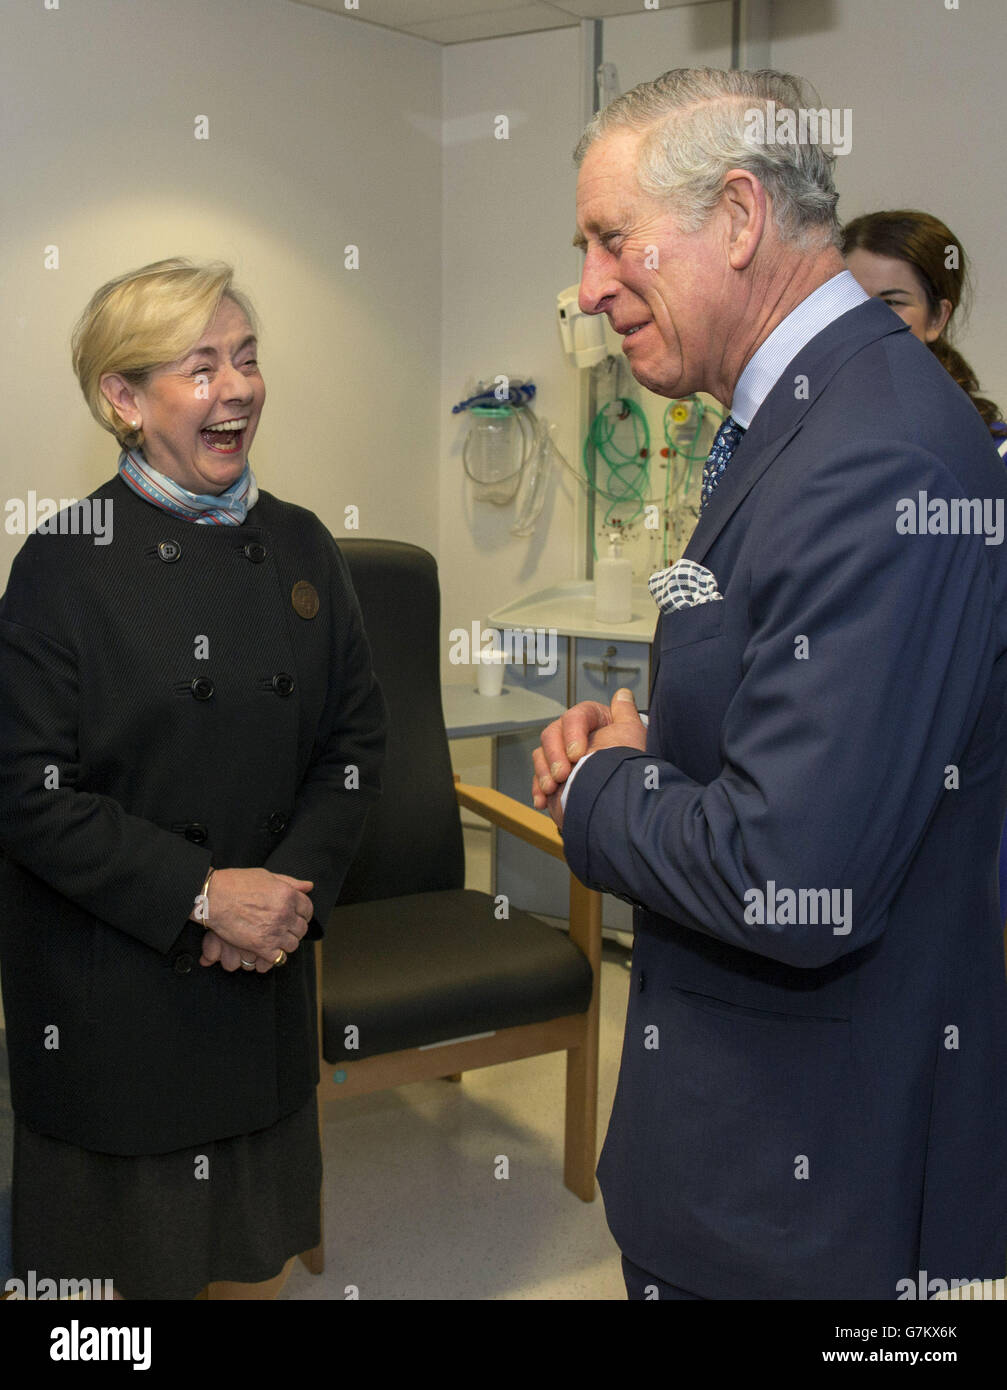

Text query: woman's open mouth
(200, 417), (248, 454)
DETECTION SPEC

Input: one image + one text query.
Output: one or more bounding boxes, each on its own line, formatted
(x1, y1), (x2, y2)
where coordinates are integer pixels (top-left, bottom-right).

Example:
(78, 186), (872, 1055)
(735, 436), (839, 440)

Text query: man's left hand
(540, 687), (647, 831)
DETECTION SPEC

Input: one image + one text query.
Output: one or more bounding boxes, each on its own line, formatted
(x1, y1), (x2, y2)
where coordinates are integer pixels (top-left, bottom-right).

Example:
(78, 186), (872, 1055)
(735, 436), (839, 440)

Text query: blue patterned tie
(700, 415), (746, 513)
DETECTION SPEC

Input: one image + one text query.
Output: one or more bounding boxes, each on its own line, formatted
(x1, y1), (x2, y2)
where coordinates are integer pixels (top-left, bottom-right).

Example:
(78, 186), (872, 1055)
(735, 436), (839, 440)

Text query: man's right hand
(531, 700), (613, 809)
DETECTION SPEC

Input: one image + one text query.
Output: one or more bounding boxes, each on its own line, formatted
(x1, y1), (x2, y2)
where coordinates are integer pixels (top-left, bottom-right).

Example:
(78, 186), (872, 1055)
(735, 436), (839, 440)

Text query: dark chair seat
(323, 889), (593, 1061)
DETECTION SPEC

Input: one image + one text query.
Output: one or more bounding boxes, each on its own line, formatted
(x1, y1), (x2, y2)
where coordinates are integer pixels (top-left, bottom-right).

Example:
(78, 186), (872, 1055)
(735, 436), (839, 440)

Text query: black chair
(301, 540), (601, 1275)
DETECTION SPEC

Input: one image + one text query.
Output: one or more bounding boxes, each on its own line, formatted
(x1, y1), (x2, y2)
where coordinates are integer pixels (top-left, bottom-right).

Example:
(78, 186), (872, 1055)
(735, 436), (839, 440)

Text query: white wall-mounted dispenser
(557, 285), (623, 368)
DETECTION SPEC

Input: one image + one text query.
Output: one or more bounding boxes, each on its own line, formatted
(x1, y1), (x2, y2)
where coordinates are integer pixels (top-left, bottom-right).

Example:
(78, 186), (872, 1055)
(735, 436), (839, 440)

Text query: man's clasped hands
(531, 686), (648, 831)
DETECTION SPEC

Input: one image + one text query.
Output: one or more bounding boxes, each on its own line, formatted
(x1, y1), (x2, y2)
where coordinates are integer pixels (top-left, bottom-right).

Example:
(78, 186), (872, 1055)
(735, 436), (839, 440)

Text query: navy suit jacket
(563, 298), (1007, 1299)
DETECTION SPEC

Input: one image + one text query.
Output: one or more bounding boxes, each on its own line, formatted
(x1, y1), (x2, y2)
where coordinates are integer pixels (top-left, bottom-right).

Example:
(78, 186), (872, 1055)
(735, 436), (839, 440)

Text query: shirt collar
(730, 269), (870, 429)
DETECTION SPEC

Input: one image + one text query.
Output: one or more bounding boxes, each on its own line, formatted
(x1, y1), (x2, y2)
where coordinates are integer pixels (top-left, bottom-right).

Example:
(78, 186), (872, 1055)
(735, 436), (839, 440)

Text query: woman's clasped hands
(198, 867), (314, 973)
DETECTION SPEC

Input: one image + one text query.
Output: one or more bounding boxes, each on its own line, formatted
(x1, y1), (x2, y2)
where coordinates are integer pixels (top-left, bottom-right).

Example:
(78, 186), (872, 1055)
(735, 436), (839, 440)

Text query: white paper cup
(476, 648), (508, 696)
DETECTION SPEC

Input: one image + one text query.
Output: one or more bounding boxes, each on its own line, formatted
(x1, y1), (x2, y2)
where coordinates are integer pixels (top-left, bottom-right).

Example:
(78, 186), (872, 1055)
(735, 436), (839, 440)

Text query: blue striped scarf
(117, 448), (258, 525)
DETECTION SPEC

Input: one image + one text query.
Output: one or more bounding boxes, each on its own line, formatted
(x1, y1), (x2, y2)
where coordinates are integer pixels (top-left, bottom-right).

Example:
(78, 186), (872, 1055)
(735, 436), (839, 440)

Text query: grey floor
(280, 823), (634, 1301)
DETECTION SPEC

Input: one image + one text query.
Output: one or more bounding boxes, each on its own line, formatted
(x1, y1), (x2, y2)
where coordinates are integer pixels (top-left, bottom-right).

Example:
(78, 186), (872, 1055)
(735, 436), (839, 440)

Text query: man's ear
(722, 169), (765, 271)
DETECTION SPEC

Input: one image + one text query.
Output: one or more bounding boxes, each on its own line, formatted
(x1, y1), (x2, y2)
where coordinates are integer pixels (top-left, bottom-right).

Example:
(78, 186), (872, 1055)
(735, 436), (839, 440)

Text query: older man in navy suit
(534, 68), (1007, 1300)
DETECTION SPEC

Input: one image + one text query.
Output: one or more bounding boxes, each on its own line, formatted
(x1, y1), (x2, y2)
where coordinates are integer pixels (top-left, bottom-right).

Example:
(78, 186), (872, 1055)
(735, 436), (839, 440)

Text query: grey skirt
(11, 1095), (321, 1300)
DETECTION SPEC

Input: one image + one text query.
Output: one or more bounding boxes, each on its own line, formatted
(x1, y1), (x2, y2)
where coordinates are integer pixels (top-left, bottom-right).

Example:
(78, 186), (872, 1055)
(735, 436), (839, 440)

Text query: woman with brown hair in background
(844, 210), (1005, 450)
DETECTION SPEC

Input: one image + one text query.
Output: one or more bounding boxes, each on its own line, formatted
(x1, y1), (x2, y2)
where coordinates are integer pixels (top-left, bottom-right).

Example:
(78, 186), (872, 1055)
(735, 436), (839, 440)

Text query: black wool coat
(0, 477), (386, 1154)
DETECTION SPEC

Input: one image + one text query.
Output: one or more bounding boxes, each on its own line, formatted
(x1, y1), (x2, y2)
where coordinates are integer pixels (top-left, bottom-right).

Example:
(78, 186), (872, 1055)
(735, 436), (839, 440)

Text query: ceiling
(288, 0), (725, 46)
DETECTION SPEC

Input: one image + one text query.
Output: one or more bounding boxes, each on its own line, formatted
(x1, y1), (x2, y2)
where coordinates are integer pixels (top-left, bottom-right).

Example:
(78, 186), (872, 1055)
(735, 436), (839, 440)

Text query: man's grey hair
(573, 68), (841, 251)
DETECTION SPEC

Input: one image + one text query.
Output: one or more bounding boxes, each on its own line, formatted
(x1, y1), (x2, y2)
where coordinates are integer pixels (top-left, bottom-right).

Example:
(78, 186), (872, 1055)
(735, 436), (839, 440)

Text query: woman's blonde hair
(71, 258), (259, 450)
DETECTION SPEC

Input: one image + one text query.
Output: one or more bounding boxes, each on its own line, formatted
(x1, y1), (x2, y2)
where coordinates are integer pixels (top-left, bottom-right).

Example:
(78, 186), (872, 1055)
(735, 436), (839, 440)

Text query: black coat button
(158, 540), (181, 563)
(191, 677), (215, 701)
(272, 672), (294, 697)
(267, 812), (289, 835)
(638, 971), (645, 993)
(174, 953), (194, 974)
(244, 542), (266, 563)
(184, 823), (208, 845)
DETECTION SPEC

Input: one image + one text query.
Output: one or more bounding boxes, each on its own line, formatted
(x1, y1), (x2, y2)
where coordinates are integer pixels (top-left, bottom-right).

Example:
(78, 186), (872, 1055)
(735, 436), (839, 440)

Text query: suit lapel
(684, 299), (909, 566)
(645, 299), (907, 710)
(648, 612), (663, 709)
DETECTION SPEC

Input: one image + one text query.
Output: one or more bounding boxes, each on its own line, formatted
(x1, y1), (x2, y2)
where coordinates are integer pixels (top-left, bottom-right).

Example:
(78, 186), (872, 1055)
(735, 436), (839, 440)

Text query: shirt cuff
(560, 751), (594, 811)
(559, 712), (647, 811)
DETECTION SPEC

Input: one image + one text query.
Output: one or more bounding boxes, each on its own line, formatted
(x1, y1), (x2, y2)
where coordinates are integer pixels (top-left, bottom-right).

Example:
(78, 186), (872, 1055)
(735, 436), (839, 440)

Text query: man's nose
(578, 250), (616, 317)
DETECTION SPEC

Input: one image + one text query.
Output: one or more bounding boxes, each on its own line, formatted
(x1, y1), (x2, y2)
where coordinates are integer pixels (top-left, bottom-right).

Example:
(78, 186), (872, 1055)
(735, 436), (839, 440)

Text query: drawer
(574, 637), (650, 708)
(496, 630), (569, 704)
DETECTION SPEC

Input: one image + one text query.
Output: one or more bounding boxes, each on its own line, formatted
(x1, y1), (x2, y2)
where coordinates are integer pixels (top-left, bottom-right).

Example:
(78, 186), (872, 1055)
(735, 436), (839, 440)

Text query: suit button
(244, 542), (266, 563)
(174, 953), (194, 974)
(184, 823), (208, 845)
(272, 672), (294, 697)
(191, 677), (214, 701)
(158, 540), (181, 563)
(638, 971), (645, 993)
(267, 812), (288, 834)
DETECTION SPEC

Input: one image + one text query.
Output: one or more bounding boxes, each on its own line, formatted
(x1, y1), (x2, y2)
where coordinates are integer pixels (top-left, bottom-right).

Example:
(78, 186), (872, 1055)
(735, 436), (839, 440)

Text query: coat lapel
(684, 299), (909, 567)
(645, 299), (907, 710)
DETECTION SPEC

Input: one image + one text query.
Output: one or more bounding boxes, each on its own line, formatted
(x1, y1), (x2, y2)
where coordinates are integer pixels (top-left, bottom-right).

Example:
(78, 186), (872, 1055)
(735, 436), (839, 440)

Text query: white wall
(438, 26), (585, 681)
(0, 0), (442, 584)
(440, 3), (735, 798)
(438, 2), (736, 682)
(603, 0), (734, 88)
(771, 0), (1006, 413)
(3, 0), (1003, 687)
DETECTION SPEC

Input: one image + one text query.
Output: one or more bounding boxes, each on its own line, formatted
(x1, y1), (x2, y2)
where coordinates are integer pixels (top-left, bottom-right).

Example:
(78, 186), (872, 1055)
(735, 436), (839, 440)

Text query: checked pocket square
(648, 558), (724, 613)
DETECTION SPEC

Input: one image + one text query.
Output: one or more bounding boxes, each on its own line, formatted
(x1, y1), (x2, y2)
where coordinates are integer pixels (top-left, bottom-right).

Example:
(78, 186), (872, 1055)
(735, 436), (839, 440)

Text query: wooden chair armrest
(454, 780), (565, 861)
(453, 781), (603, 972)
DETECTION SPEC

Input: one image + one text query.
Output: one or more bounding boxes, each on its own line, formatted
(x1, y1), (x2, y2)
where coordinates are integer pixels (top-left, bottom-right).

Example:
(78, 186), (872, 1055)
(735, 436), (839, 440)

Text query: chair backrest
(335, 539), (465, 906)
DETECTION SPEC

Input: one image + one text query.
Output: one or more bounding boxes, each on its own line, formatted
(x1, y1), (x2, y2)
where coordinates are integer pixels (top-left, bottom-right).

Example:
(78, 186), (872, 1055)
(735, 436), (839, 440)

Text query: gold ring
(274, 949), (287, 966)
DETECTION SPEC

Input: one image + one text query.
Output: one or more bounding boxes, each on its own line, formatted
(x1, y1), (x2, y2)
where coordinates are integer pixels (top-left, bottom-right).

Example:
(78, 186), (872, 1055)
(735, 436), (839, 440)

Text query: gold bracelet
(197, 867), (215, 926)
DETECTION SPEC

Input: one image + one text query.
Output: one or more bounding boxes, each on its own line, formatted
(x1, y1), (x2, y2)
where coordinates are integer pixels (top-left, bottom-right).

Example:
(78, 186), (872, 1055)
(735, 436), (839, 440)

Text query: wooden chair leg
(300, 1054), (325, 1275)
(207, 1256), (296, 1300)
(564, 876), (602, 1202)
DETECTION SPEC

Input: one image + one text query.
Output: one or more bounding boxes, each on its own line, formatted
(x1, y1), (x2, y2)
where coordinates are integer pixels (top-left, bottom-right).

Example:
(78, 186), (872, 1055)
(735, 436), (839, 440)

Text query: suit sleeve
(0, 546), (211, 954)
(262, 537), (386, 935)
(562, 441), (996, 967)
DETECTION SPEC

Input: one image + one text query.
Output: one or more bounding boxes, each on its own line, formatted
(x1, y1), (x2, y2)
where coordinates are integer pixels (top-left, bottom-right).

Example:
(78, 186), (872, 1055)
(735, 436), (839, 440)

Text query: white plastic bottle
(594, 532), (633, 625)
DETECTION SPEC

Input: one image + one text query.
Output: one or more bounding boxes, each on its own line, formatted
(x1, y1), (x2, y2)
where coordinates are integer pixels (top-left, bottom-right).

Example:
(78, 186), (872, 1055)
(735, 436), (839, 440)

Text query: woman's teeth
(201, 418), (248, 453)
